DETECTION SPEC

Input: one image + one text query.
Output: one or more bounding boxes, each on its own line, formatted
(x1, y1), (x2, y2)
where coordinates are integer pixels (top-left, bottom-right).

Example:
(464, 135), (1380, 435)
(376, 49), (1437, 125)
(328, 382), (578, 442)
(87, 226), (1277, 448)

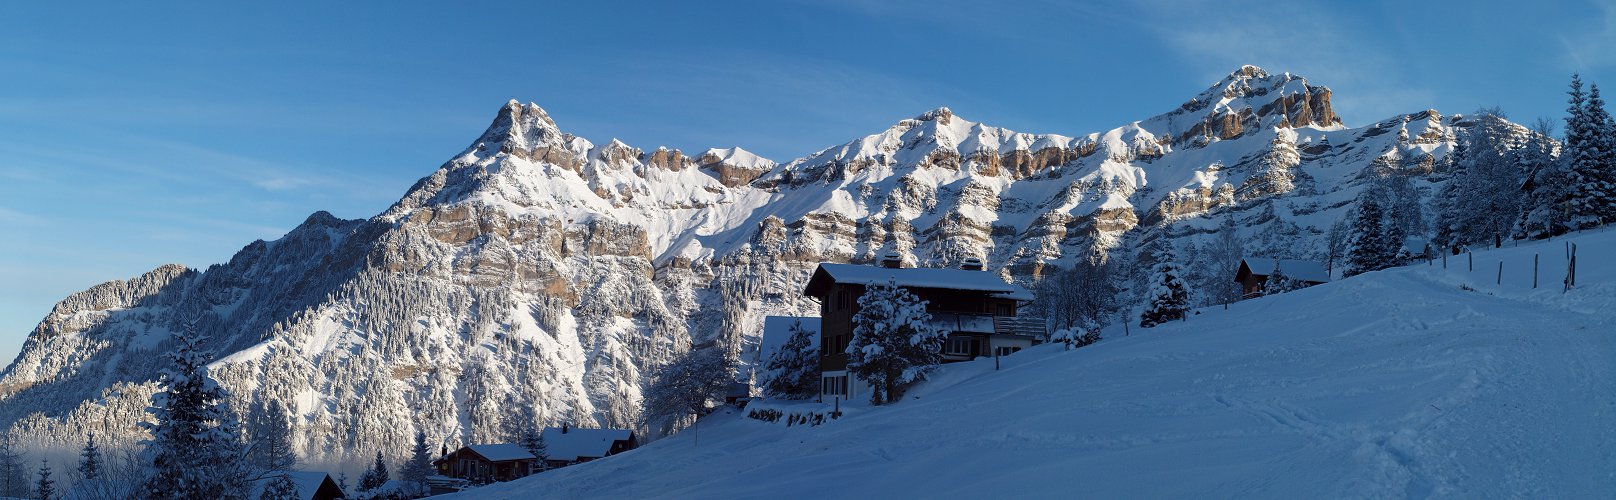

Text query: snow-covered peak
(464, 100), (566, 159)
(700, 147), (776, 171)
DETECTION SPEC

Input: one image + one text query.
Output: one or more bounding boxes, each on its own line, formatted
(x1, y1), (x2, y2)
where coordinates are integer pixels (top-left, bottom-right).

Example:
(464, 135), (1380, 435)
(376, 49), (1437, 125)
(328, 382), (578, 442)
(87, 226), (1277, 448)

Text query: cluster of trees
(1520, 74), (1616, 236)
(1431, 74), (1616, 255)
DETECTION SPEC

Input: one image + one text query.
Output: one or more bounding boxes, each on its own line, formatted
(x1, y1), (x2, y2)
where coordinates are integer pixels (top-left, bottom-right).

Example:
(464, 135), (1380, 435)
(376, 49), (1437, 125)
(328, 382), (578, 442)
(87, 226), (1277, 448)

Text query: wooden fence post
(1497, 261), (1503, 285)
(1533, 254), (1539, 289)
(1469, 252), (1473, 272)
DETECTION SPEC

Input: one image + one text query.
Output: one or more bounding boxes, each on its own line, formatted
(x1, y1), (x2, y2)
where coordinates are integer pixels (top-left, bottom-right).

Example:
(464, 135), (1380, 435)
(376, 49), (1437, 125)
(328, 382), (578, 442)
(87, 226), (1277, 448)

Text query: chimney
(961, 257), (984, 271)
(879, 252), (903, 269)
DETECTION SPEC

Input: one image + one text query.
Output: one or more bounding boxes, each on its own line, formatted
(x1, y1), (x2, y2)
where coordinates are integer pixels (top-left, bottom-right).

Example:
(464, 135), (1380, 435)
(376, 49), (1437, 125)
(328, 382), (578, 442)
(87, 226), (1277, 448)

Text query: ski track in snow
(452, 231), (1616, 499)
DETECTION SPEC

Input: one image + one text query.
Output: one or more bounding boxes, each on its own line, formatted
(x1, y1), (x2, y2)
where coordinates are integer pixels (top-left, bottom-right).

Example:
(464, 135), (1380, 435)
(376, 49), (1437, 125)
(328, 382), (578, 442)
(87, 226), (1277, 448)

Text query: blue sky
(2, 0), (1614, 361)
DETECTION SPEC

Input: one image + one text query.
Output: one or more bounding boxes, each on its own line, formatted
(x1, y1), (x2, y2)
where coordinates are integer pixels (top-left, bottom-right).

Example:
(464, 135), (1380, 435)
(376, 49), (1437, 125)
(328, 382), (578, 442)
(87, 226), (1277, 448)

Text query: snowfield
(451, 229), (1616, 499)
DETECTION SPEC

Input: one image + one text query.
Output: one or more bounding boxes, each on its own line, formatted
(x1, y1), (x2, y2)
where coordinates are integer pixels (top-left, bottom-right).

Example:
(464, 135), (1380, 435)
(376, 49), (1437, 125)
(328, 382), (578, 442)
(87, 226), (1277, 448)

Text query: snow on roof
(540, 427), (634, 462)
(246, 471), (337, 500)
(808, 263), (1033, 300)
(760, 316), (819, 365)
(1240, 258), (1331, 283)
(466, 443), (536, 462)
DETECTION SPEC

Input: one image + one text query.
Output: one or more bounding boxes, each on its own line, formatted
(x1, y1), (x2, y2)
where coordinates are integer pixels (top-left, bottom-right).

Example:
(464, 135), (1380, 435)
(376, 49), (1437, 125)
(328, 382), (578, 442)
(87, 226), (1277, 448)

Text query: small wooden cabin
(435, 425), (639, 482)
(435, 444), (540, 483)
(1234, 258), (1330, 299)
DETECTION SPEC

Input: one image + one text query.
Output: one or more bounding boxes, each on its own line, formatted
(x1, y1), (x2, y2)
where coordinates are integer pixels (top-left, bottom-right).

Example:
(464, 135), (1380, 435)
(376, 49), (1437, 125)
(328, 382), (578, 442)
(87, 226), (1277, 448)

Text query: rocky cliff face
(0, 66), (1529, 467)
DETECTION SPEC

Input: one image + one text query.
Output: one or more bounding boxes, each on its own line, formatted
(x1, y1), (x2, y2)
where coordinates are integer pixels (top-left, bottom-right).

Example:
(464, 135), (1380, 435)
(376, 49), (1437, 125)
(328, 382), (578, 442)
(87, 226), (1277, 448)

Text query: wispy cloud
(0, 207), (44, 226)
(1560, 0), (1616, 70)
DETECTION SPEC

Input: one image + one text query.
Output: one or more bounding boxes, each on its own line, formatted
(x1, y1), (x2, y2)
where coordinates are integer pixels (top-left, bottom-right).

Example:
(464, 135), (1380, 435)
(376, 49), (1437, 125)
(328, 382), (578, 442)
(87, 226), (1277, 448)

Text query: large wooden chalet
(1234, 257), (1330, 299)
(433, 425), (637, 483)
(802, 255), (1042, 401)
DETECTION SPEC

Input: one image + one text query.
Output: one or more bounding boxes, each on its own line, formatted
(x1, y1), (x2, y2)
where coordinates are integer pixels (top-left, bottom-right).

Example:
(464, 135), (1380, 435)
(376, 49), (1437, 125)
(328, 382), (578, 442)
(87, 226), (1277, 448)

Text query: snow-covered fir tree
(1346, 196), (1396, 277)
(401, 430), (435, 495)
(846, 279), (946, 405)
(1563, 76), (1616, 228)
(77, 431), (101, 482)
(644, 348), (734, 435)
(140, 331), (248, 499)
(516, 426), (547, 472)
(761, 320), (820, 399)
(358, 451), (389, 491)
(34, 460), (53, 500)
(1139, 248), (1189, 328)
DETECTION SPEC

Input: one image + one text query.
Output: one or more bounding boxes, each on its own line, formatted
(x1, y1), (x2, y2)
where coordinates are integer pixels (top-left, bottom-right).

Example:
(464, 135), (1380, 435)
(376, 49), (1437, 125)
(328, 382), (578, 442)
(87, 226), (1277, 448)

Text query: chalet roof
(540, 427), (634, 462)
(804, 263), (1034, 301)
(759, 316), (820, 365)
(1237, 258), (1331, 284)
(465, 443), (536, 462)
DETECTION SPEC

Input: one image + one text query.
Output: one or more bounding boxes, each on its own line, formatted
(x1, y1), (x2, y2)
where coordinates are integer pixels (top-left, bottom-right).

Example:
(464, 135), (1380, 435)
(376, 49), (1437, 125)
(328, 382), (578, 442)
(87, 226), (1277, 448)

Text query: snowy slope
(453, 229), (1616, 498)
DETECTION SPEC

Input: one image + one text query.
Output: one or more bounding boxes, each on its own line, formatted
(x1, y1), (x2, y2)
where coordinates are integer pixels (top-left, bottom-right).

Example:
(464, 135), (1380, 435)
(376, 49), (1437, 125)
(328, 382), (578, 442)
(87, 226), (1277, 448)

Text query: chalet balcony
(927, 312), (1047, 339)
(992, 315), (1047, 339)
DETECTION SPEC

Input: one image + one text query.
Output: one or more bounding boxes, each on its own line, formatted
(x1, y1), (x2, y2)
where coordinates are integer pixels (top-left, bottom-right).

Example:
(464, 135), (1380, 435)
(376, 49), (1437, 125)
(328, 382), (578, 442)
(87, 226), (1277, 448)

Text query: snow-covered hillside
(0, 65), (1549, 469)
(456, 230), (1616, 498)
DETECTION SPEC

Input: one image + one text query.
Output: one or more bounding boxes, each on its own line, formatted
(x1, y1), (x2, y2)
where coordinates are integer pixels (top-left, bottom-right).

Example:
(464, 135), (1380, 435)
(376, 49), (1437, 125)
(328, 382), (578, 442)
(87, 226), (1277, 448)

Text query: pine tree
(517, 426), (547, 472)
(762, 320), (820, 399)
(77, 431), (101, 482)
(140, 331), (248, 499)
(845, 279), (947, 405)
(1564, 75), (1616, 228)
(1139, 249), (1189, 327)
(401, 430), (436, 492)
(259, 473), (299, 500)
(34, 460), (52, 500)
(1347, 196), (1392, 277)
(358, 451), (389, 491)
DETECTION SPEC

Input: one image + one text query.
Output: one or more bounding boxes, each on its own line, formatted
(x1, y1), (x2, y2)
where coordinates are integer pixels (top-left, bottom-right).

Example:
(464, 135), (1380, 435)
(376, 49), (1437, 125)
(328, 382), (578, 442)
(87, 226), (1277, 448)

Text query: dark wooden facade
(811, 282), (1023, 372)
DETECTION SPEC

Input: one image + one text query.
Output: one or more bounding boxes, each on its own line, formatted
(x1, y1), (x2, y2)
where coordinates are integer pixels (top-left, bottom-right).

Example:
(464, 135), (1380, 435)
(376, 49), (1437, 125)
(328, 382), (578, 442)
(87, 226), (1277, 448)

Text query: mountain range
(0, 65), (1531, 466)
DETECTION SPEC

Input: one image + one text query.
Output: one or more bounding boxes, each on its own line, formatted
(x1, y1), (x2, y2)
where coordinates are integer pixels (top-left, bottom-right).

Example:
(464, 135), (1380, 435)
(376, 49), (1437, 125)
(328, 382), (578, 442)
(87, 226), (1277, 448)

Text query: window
(822, 375), (848, 397)
(945, 337), (974, 356)
(996, 303), (1013, 316)
(995, 346), (1022, 357)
